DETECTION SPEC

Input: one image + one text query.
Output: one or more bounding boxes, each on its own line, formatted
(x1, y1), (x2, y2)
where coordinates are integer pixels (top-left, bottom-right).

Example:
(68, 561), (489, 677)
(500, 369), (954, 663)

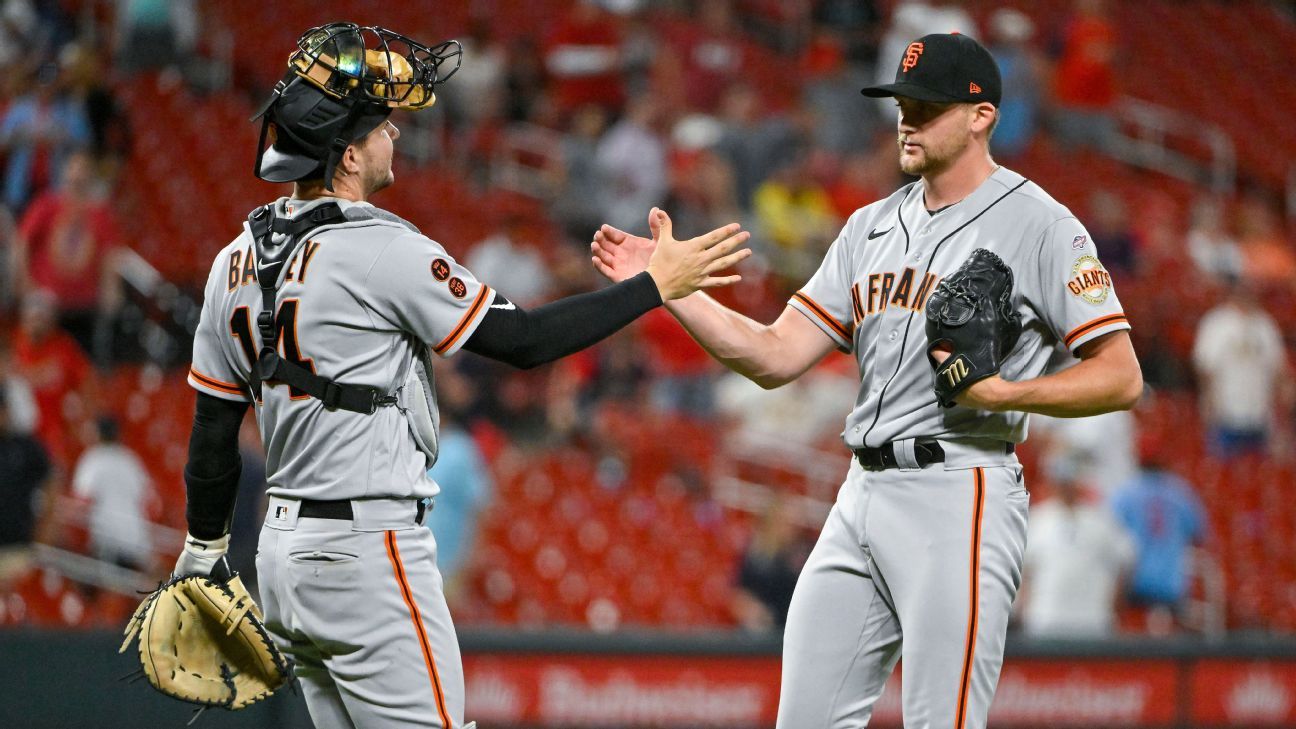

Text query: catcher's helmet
(252, 23), (462, 189)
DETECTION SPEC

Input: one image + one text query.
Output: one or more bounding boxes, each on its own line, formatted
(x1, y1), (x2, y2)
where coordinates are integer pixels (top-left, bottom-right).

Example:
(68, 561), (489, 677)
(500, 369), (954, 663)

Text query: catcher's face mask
(252, 22), (462, 190)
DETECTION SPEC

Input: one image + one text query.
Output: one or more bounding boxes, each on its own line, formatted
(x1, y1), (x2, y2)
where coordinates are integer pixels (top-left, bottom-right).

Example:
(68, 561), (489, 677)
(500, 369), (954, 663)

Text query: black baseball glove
(924, 248), (1023, 408)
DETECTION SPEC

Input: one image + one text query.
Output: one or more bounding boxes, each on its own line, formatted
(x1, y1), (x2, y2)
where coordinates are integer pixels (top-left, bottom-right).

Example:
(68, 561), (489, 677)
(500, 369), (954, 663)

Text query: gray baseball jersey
(188, 196), (495, 501)
(776, 166), (1131, 729)
(789, 166), (1130, 448)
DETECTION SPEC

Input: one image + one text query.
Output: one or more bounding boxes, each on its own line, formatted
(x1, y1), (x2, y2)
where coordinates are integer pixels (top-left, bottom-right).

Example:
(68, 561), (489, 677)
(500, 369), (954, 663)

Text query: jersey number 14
(229, 301), (316, 399)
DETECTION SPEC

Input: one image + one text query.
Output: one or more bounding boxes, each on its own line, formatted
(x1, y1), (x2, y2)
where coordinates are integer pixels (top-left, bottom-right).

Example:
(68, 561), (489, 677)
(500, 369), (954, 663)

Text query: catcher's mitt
(925, 248), (1023, 408)
(120, 571), (292, 710)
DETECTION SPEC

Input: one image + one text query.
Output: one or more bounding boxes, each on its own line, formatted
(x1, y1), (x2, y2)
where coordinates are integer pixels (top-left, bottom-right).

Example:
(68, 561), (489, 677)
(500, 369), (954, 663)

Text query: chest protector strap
(245, 203), (398, 415)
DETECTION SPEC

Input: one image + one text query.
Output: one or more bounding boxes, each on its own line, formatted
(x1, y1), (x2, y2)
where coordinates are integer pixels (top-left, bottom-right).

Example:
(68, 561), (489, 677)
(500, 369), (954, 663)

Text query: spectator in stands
(1020, 452), (1135, 637)
(714, 354), (857, 452)
(672, 0), (749, 112)
(0, 339), (37, 435)
(60, 42), (131, 179)
(465, 215), (555, 308)
(13, 288), (95, 463)
(441, 19), (507, 140)
(0, 61), (91, 213)
(595, 92), (668, 233)
(812, 0), (883, 64)
(16, 150), (123, 361)
(0, 386), (51, 581)
(664, 119), (743, 225)
(0, 201), (18, 312)
(713, 82), (802, 208)
(1050, 0), (1119, 152)
(0, 0), (39, 72)
(70, 416), (152, 571)
(616, 4), (658, 100)
(986, 8), (1045, 160)
(1235, 195), (1296, 288)
(552, 104), (611, 241)
(1192, 274), (1291, 459)
(826, 135), (898, 220)
(731, 495), (808, 632)
(803, 33), (878, 156)
(1186, 196), (1243, 282)
(1110, 436), (1208, 634)
(581, 330), (650, 409)
(1031, 350), (1139, 495)
(751, 151), (840, 286)
(1086, 189), (1138, 278)
(426, 412), (493, 596)
(542, 0), (624, 114)
(113, 0), (198, 74)
(503, 35), (547, 124)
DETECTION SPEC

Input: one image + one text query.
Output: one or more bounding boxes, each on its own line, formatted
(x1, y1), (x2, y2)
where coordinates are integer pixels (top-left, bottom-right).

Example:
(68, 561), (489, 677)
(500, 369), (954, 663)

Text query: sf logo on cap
(902, 42), (924, 71)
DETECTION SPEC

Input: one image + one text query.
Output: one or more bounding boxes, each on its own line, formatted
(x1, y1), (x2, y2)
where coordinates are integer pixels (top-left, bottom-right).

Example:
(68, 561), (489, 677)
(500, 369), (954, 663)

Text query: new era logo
(969, 82), (982, 94)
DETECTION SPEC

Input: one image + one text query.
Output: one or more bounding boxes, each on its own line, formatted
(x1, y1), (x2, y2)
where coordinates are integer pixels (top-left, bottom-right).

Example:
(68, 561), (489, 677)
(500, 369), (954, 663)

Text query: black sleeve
(462, 271), (662, 369)
(184, 392), (250, 540)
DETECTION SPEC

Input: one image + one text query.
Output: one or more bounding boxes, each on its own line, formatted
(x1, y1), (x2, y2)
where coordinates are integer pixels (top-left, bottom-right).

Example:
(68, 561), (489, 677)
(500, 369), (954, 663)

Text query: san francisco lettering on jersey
(850, 267), (941, 321)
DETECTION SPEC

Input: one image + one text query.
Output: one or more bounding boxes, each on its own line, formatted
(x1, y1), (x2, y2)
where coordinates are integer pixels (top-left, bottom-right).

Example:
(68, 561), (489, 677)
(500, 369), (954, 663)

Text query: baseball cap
(862, 33), (1002, 107)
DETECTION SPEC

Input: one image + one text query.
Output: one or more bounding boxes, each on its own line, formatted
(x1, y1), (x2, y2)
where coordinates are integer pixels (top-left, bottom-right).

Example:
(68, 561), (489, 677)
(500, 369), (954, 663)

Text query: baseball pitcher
(593, 32), (1142, 729)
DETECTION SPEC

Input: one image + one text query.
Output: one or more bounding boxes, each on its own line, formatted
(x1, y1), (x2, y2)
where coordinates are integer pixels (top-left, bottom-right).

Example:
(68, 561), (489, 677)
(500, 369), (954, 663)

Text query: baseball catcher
(120, 550), (292, 711)
(925, 248), (1023, 408)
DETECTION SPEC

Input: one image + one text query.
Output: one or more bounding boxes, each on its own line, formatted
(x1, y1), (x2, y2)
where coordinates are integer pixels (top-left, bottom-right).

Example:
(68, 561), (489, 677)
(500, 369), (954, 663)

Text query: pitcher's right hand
(593, 207), (750, 300)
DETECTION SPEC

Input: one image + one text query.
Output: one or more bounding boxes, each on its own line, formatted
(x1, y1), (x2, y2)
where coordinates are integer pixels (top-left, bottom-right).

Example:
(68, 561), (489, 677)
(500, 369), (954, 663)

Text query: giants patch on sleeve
(1066, 255), (1112, 304)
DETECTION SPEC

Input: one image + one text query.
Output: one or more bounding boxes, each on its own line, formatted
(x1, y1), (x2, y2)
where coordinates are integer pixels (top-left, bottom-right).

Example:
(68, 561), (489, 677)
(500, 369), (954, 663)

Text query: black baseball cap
(862, 33), (1001, 107)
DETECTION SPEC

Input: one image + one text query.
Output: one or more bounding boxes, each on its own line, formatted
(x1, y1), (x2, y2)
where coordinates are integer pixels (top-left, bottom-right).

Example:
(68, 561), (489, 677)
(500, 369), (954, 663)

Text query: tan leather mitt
(120, 573), (292, 710)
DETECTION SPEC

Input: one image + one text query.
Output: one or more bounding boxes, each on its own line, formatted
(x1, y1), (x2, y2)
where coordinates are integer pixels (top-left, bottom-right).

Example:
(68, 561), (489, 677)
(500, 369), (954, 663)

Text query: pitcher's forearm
(995, 363), (1141, 416)
(666, 295), (834, 389)
(982, 332), (1143, 416)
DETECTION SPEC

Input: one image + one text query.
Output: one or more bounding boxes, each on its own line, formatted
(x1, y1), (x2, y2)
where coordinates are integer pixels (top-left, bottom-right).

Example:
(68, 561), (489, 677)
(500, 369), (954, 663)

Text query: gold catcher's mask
(252, 22), (462, 189)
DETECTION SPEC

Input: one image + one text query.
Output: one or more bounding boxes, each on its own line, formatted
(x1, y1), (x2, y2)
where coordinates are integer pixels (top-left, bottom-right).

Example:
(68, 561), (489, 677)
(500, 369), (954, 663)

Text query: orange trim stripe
(385, 530), (452, 728)
(1063, 314), (1128, 349)
(434, 285), (492, 355)
(956, 468), (986, 729)
(792, 291), (851, 341)
(189, 368), (243, 395)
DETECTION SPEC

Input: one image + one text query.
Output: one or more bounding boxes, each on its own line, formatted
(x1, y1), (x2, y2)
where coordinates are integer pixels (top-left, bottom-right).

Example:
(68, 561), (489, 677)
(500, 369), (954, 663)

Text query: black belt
(298, 499), (427, 524)
(853, 441), (1014, 471)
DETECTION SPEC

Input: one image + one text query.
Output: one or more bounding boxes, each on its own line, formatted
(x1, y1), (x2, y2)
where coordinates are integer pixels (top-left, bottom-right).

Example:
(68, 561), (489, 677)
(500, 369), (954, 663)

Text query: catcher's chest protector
(245, 202), (442, 466)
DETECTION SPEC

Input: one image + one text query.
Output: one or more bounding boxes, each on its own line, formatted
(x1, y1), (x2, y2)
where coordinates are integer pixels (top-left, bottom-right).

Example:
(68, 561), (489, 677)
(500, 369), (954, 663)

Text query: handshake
(590, 207), (751, 300)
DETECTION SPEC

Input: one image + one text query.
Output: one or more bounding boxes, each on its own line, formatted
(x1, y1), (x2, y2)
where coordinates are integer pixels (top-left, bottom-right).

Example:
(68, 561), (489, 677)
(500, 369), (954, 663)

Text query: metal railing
(32, 494), (186, 596)
(1110, 96), (1237, 194)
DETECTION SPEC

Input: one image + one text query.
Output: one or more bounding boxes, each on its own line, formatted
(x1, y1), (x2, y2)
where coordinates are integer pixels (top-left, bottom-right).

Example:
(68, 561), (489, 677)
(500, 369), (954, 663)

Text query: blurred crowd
(0, 0), (1293, 635)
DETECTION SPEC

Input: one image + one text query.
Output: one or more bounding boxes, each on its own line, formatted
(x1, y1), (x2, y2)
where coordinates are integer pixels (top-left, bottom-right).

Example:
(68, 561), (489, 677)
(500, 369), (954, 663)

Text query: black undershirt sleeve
(463, 271), (663, 369)
(184, 392), (250, 540)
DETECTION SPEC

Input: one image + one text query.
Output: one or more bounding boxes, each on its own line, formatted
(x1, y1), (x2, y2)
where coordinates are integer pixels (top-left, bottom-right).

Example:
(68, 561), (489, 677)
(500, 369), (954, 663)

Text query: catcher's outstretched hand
(592, 207), (750, 300)
(591, 219), (654, 283)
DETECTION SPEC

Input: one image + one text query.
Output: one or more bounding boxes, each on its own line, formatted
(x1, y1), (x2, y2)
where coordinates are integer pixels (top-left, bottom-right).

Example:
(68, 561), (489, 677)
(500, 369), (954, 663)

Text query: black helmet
(252, 23), (462, 190)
